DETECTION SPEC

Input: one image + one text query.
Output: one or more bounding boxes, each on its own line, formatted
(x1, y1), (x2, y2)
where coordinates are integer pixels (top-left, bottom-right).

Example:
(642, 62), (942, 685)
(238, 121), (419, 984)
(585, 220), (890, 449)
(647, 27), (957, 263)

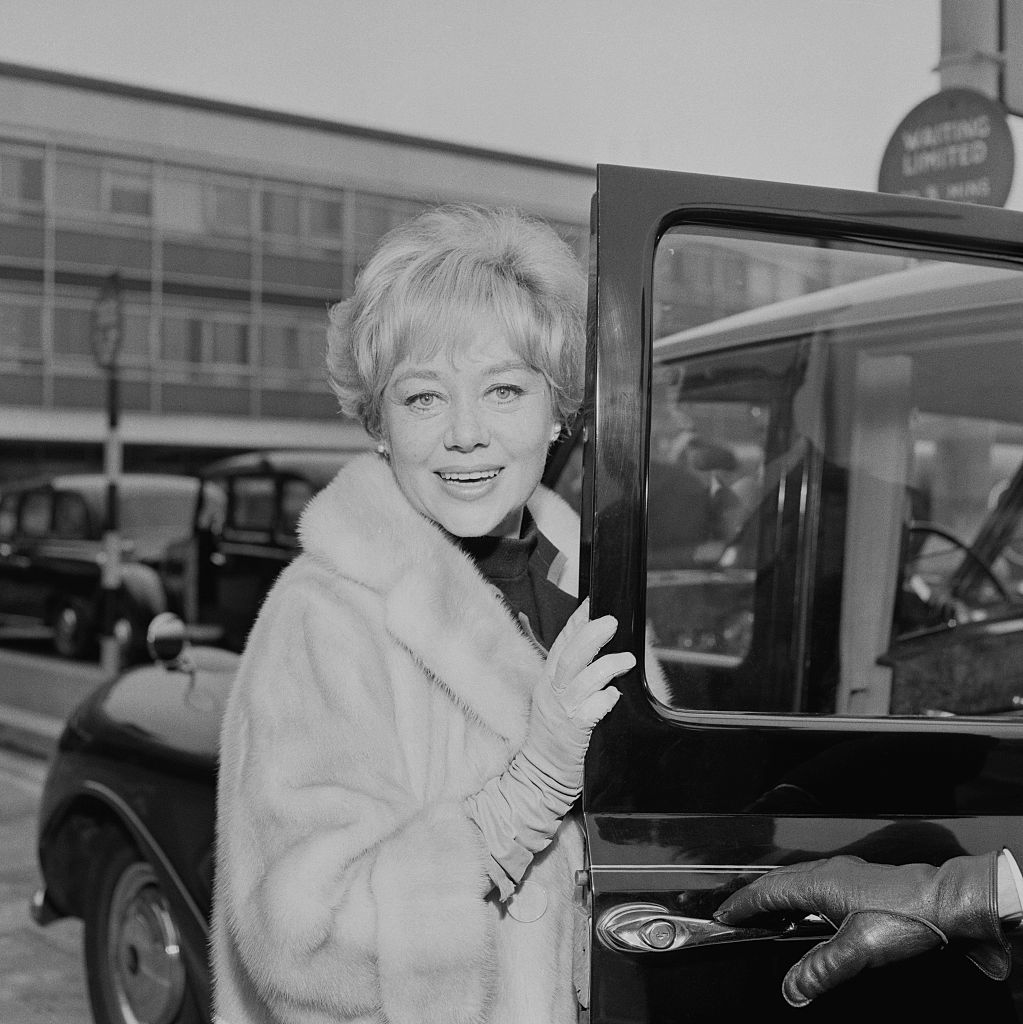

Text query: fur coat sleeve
(212, 455), (587, 1024)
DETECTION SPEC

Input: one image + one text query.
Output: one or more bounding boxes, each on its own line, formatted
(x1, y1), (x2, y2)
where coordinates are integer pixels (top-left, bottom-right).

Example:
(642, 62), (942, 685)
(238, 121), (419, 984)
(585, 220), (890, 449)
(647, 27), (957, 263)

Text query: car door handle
(596, 902), (831, 953)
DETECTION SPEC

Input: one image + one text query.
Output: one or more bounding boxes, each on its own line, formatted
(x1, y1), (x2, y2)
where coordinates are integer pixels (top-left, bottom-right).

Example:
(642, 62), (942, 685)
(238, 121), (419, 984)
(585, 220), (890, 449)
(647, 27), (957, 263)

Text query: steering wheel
(908, 521), (1011, 603)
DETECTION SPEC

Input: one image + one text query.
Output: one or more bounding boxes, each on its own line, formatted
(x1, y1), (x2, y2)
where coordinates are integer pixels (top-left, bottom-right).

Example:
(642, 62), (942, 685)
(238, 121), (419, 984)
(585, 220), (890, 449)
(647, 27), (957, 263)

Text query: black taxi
(31, 168), (1023, 1023)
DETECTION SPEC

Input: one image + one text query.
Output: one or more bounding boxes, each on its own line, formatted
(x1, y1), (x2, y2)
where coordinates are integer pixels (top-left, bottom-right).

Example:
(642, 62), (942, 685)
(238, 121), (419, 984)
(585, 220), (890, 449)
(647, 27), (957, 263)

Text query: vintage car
(32, 168), (1023, 1023)
(159, 448), (367, 651)
(0, 472), (199, 661)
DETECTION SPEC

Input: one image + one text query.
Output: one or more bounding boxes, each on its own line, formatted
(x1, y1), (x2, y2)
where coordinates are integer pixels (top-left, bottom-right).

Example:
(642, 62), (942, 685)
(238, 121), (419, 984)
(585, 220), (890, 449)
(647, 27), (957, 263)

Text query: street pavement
(0, 639), (100, 1021)
(0, 746), (90, 1023)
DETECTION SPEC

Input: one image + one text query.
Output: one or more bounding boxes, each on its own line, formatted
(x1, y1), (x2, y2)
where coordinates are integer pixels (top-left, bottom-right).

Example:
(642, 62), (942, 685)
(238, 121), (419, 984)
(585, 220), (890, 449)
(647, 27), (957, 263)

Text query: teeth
(439, 470), (499, 482)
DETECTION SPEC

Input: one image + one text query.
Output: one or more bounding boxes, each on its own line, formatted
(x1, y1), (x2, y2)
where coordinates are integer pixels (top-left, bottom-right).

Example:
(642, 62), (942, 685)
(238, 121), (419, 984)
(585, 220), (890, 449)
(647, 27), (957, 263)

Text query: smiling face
(380, 330), (558, 538)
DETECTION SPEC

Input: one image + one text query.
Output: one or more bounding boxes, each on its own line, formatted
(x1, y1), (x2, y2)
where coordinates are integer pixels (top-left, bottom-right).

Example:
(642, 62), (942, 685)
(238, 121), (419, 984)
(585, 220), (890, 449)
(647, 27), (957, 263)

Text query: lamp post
(90, 271), (124, 677)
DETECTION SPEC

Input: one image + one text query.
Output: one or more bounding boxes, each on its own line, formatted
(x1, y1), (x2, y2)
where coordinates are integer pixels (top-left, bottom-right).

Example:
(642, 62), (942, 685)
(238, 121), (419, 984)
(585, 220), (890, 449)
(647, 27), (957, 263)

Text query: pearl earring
(376, 442), (390, 459)
(550, 424), (562, 443)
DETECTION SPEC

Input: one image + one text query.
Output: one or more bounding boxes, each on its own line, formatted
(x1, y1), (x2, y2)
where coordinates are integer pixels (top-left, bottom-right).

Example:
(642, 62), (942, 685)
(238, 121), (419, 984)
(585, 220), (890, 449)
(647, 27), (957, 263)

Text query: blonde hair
(326, 205), (586, 439)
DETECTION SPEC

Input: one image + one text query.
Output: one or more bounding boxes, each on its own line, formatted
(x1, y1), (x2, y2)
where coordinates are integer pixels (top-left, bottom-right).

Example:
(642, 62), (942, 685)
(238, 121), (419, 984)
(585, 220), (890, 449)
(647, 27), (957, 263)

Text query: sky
(0, 0), (940, 191)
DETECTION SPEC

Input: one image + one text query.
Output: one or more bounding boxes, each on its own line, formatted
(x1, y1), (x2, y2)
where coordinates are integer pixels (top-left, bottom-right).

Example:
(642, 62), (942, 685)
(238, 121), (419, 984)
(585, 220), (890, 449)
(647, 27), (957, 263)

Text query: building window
(262, 317), (324, 376)
(161, 315), (204, 364)
(349, 193), (428, 257)
(307, 196), (342, 241)
(0, 147), (44, 207)
(53, 305), (94, 359)
(262, 188), (302, 237)
(156, 174), (252, 237)
(55, 159), (103, 213)
(54, 153), (153, 221)
(109, 171), (153, 217)
(0, 294), (42, 362)
(209, 184), (251, 235)
(156, 177), (205, 233)
(212, 320), (249, 366)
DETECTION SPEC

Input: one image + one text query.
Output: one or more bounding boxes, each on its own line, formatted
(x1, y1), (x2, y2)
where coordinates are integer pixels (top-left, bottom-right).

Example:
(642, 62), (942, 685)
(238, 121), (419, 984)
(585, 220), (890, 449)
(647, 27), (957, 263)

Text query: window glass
(161, 315), (204, 364)
(156, 176), (205, 233)
(54, 159), (102, 212)
(122, 310), (151, 363)
(20, 490), (51, 537)
(280, 478), (315, 535)
(53, 305), (93, 358)
(209, 184), (251, 235)
(262, 317), (325, 375)
(262, 189), (301, 236)
(0, 493), (18, 538)
(648, 226), (1023, 719)
(212, 321), (249, 365)
(109, 171), (152, 217)
(0, 295), (42, 360)
(231, 477), (275, 532)
(307, 196), (342, 241)
(262, 322), (300, 370)
(349, 194), (427, 256)
(0, 149), (44, 205)
(53, 491), (90, 539)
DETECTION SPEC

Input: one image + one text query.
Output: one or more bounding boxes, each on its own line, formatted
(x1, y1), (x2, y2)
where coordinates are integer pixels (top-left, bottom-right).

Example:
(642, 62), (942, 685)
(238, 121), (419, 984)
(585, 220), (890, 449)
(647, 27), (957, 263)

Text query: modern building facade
(0, 62), (594, 482)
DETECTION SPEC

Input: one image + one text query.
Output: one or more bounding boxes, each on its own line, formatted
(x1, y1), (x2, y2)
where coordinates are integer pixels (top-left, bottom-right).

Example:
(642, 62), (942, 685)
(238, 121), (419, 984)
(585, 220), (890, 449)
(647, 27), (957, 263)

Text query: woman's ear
(550, 422), (562, 443)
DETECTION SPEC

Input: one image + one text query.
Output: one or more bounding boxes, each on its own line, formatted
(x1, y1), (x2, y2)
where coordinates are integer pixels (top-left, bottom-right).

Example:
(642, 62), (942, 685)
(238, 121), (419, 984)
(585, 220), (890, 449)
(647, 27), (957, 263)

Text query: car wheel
(52, 599), (91, 659)
(84, 836), (202, 1024)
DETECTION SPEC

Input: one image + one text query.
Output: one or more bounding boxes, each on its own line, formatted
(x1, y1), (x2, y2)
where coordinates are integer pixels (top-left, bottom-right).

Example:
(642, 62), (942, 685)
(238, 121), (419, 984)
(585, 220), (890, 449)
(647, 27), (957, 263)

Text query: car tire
(51, 599), (92, 660)
(84, 833), (202, 1024)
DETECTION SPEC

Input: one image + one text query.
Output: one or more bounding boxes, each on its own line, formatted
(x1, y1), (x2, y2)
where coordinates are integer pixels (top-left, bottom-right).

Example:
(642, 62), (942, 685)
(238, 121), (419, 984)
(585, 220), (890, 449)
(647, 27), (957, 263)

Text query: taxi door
(582, 165), (1023, 1022)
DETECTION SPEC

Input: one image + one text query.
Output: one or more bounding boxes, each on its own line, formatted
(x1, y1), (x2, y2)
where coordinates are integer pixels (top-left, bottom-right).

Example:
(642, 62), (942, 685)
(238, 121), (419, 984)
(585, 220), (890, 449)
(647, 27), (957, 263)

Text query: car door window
(647, 226), (1023, 719)
(19, 489), (52, 537)
(228, 476), (275, 537)
(279, 478), (314, 538)
(52, 490), (90, 539)
(0, 493), (18, 538)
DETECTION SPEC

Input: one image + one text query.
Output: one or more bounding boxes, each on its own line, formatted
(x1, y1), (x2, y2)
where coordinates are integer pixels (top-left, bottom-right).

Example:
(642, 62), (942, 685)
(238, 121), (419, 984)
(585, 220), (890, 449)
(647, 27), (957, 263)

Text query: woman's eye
(489, 384), (524, 402)
(406, 392), (439, 410)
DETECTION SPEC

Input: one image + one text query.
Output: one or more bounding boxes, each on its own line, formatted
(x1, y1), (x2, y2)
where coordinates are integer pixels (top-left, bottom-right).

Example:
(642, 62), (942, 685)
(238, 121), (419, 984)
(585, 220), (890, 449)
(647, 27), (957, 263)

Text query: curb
(0, 703), (62, 761)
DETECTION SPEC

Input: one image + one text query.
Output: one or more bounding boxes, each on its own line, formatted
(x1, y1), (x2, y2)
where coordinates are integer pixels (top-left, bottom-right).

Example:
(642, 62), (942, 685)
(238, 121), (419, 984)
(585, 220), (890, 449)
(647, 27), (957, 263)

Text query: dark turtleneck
(457, 514), (577, 652)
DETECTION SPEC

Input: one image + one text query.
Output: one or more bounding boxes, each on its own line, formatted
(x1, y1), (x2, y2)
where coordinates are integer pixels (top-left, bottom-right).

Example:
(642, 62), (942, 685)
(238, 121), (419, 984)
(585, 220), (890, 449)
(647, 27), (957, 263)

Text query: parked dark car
(0, 473), (199, 660)
(160, 448), (366, 651)
(32, 168), (1023, 1023)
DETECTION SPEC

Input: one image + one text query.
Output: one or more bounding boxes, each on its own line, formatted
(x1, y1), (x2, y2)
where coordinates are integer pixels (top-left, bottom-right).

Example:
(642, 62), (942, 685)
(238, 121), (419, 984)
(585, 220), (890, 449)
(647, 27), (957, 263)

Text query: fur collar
(298, 453), (580, 745)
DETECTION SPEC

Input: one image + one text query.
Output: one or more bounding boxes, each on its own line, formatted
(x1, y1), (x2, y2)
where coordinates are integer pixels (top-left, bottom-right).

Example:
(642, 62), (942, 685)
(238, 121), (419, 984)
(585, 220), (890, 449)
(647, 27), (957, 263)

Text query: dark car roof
(199, 449), (365, 489)
(2, 472), (198, 500)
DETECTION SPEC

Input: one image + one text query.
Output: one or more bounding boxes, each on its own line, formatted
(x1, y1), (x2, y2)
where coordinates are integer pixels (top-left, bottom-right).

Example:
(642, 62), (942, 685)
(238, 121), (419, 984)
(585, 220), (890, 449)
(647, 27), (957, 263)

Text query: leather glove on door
(714, 852), (1011, 1008)
(465, 600), (634, 897)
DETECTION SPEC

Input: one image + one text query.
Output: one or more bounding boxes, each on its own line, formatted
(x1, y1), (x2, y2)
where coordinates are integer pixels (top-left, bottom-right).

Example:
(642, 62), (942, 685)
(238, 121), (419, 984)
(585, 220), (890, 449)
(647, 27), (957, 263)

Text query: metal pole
(92, 270), (124, 679)
(100, 363), (122, 677)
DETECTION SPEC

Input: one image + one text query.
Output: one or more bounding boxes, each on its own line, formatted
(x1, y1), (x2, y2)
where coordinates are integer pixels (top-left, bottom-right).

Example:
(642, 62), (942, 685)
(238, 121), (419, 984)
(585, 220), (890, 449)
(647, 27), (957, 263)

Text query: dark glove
(714, 852), (1011, 1008)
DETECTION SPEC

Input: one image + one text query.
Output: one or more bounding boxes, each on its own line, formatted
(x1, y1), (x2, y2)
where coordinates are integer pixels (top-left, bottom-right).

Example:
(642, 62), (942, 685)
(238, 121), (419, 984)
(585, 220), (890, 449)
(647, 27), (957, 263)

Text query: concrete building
(0, 62), (593, 481)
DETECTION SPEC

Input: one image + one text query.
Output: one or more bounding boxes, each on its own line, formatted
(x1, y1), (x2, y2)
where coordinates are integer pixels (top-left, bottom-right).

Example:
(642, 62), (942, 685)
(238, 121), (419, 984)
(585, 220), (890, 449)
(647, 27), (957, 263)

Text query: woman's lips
(435, 467), (503, 497)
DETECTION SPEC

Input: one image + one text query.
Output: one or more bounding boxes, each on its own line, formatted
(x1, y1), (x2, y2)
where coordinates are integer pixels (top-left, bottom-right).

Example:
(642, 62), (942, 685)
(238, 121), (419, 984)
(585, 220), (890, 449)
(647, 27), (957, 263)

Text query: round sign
(878, 88), (1015, 206)
(90, 272), (124, 368)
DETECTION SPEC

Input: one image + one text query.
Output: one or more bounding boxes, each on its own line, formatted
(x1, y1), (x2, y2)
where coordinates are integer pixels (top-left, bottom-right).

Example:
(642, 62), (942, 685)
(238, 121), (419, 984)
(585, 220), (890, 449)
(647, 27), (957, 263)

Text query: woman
(212, 205), (634, 1023)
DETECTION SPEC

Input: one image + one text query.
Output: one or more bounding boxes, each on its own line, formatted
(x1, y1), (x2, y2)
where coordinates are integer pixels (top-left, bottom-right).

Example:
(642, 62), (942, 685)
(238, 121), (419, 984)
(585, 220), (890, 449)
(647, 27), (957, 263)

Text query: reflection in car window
(20, 490), (51, 537)
(648, 227), (1023, 719)
(280, 479), (314, 536)
(0, 493), (17, 538)
(231, 476), (275, 532)
(53, 491), (90, 539)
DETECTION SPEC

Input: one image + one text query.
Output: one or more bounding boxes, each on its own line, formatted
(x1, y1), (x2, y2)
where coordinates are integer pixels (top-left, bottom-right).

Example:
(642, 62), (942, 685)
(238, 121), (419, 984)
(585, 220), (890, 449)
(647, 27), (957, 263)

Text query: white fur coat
(212, 453), (586, 1024)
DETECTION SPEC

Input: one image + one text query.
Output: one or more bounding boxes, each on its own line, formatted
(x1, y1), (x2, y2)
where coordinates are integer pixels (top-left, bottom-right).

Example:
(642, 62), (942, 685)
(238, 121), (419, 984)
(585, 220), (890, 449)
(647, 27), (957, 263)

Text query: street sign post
(90, 272), (124, 678)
